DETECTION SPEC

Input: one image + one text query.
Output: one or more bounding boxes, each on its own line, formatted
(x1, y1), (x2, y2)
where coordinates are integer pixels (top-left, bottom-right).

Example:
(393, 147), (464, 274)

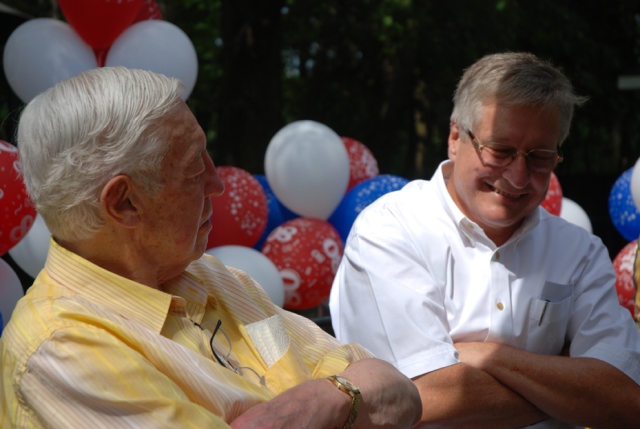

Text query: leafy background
(1, 0), (640, 259)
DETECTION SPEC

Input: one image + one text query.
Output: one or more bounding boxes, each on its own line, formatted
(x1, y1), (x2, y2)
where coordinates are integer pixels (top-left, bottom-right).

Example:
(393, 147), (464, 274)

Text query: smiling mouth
(489, 184), (524, 199)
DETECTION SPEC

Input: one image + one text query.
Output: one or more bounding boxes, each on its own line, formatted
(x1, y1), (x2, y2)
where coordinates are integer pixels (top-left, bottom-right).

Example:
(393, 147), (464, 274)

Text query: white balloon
(264, 120), (350, 220)
(0, 258), (24, 328)
(3, 18), (98, 103)
(560, 197), (592, 233)
(8, 214), (51, 279)
(206, 245), (285, 307)
(631, 157), (640, 211)
(105, 20), (198, 100)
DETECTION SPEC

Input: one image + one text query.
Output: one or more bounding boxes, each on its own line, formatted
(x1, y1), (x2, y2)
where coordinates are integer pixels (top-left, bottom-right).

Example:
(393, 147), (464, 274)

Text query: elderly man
(330, 52), (640, 428)
(0, 67), (421, 428)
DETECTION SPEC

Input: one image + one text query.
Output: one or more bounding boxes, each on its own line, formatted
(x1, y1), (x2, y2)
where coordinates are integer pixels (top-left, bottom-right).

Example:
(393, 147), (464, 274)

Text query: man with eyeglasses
(330, 52), (640, 428)
(0, 67), (422, 428)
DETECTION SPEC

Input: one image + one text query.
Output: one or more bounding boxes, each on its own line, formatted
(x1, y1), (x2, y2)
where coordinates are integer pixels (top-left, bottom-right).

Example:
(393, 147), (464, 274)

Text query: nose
(502, 153), (530, 189)
(203, 153), (224, 197)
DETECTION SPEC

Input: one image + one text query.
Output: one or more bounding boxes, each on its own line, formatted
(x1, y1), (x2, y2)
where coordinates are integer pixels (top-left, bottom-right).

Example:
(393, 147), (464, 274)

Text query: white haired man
(330, 52), (640, 428)
(0, 67), (421, 428)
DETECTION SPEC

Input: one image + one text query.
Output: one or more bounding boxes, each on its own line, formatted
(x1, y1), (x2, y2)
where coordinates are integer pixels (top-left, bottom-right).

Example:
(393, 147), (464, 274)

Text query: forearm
(412, 362), (546, 429)
(230, 358), (422, 429)
(339, 358), (422, 429)
(459, 342), (640, 428)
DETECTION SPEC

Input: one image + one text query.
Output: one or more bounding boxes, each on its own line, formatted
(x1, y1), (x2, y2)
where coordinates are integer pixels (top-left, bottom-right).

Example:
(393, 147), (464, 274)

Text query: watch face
(335, 376), (358, 392)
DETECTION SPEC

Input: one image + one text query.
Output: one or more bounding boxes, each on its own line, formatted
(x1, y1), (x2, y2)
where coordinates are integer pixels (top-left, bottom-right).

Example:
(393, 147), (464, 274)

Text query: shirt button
(495, 251), (501, 260)
(497, 302), (504, 311)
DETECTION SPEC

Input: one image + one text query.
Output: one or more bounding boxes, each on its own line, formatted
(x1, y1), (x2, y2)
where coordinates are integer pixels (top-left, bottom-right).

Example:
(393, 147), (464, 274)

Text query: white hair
(451, 52), (587, 145)
(18, 67), (184, 242)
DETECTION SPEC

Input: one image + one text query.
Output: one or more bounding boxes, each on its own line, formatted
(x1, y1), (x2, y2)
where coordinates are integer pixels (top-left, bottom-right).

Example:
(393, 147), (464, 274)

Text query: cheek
(532, 175), (551, 196)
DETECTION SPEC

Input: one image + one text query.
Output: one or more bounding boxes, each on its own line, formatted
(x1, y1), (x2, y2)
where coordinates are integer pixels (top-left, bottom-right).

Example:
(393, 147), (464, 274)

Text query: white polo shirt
(330, 161), (640, 428)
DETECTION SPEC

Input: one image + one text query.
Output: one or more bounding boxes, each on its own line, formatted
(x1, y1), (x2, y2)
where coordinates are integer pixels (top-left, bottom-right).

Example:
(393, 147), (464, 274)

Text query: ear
(448, 121), (462, 161)
(100, 175), (140, 228)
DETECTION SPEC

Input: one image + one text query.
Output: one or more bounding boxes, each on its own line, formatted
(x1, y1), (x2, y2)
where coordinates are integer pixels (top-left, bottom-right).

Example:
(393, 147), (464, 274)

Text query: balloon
(329, 174), (409, 242)
(253, 175), (299, 250)
(264, 121), (350, 220)
(3, 18), (98, 103)
(559, 197), (592, 233)
(0, 257), (24, 328)
(132, 0), (163, 23)
(206, 245), (285, 307)
(105, 20), (198, 100)
(8, 214), (51, 279)
(630, 157), (640, 212)
(342, 137), (379, 192)
(608, 168), (640, 242)
(261, 218), (343, 310)
(207, 166), (268, 250)
(612, 239), (638, 318)
(540, 171), (562, 215)
(0, 141), (36, 256)
(57, 0), (143, 49)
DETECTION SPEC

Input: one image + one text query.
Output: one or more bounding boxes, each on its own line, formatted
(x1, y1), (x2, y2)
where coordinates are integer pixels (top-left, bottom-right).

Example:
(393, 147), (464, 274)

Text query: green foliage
(1, 0), (639, 178)
(0, 0), (638, 261)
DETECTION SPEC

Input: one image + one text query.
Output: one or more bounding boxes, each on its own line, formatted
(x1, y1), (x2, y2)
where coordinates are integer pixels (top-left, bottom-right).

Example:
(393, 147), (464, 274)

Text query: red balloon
(132, 0), (163, 23)
(261, 218), (344, 310)
(342, 137), (379, 192)
(207, 166), (267, 249)
(0, 141), (36, 256)
(541, 171), (563, 215)
(613, 239), (638, 318)
(58, 0), (144, 49)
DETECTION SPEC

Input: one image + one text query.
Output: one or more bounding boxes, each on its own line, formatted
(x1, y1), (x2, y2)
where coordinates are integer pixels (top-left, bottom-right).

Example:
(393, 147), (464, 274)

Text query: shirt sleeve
(16, 326), (235, 429)
(566, 234), (640, 386)
(329, 202), (459, 379)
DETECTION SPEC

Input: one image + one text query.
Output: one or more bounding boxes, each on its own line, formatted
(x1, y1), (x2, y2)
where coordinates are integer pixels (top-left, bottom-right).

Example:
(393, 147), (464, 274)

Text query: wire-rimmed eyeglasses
(466, 130), (563, 174)
(192, 319), (269, 391)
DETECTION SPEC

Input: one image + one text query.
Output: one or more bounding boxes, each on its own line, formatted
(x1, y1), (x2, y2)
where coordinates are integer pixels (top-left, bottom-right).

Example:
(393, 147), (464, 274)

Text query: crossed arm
(412, 341), (640, 429)
(230, 357), (423, 429)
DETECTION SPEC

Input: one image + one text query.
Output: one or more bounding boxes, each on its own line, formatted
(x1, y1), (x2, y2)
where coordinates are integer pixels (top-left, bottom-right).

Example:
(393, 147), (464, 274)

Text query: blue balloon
(253, 175), (299, 250)
(608, 168), (640, 242)
(329, 174), (410, 242)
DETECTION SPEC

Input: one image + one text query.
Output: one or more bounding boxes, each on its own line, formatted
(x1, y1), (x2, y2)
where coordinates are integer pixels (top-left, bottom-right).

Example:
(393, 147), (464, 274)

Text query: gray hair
(451, 52), (587, 144)
(17, 67), (184, 242)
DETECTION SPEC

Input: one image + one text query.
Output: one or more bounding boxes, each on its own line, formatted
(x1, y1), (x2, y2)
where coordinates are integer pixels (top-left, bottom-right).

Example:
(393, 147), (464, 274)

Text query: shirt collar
(432, 160), (541, 247)
(44, 238), (175, 334)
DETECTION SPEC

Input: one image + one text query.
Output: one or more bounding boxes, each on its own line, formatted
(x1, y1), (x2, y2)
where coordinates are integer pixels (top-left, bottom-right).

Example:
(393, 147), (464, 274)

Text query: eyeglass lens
(468, 131), (560, 173)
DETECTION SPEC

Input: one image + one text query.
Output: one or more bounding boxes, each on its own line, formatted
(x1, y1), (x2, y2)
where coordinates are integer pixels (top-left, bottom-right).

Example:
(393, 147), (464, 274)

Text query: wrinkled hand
(229, 378), (348, 429)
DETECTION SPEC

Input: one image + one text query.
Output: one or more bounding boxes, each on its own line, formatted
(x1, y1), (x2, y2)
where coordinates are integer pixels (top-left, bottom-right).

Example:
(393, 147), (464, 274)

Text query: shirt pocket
(525, 282), (573, 355)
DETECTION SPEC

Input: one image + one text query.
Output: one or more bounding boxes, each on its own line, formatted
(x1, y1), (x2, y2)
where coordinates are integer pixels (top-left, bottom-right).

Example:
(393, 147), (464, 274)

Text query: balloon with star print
(609, 168), (640, 242)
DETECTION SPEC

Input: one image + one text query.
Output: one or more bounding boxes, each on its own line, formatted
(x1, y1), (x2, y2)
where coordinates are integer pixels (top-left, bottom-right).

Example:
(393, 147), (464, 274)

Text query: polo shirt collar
(44, 238), (173, 334)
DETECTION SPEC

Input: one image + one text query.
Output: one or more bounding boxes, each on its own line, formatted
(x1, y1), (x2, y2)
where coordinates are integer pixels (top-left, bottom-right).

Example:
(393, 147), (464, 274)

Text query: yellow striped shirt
(1, 240), (373, 428)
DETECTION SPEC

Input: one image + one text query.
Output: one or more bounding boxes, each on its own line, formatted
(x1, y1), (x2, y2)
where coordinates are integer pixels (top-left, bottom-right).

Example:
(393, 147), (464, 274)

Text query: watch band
(326, 374), (361, 429)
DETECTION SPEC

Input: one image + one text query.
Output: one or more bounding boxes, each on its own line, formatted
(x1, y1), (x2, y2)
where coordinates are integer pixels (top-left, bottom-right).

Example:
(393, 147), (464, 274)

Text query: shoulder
(536, 209), (605, 252)
(2, 284), (128, 385)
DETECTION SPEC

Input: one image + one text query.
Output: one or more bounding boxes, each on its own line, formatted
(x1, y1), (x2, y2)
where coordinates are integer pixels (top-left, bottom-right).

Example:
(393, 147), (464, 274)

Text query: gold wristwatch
(327, 374), (361, 429)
